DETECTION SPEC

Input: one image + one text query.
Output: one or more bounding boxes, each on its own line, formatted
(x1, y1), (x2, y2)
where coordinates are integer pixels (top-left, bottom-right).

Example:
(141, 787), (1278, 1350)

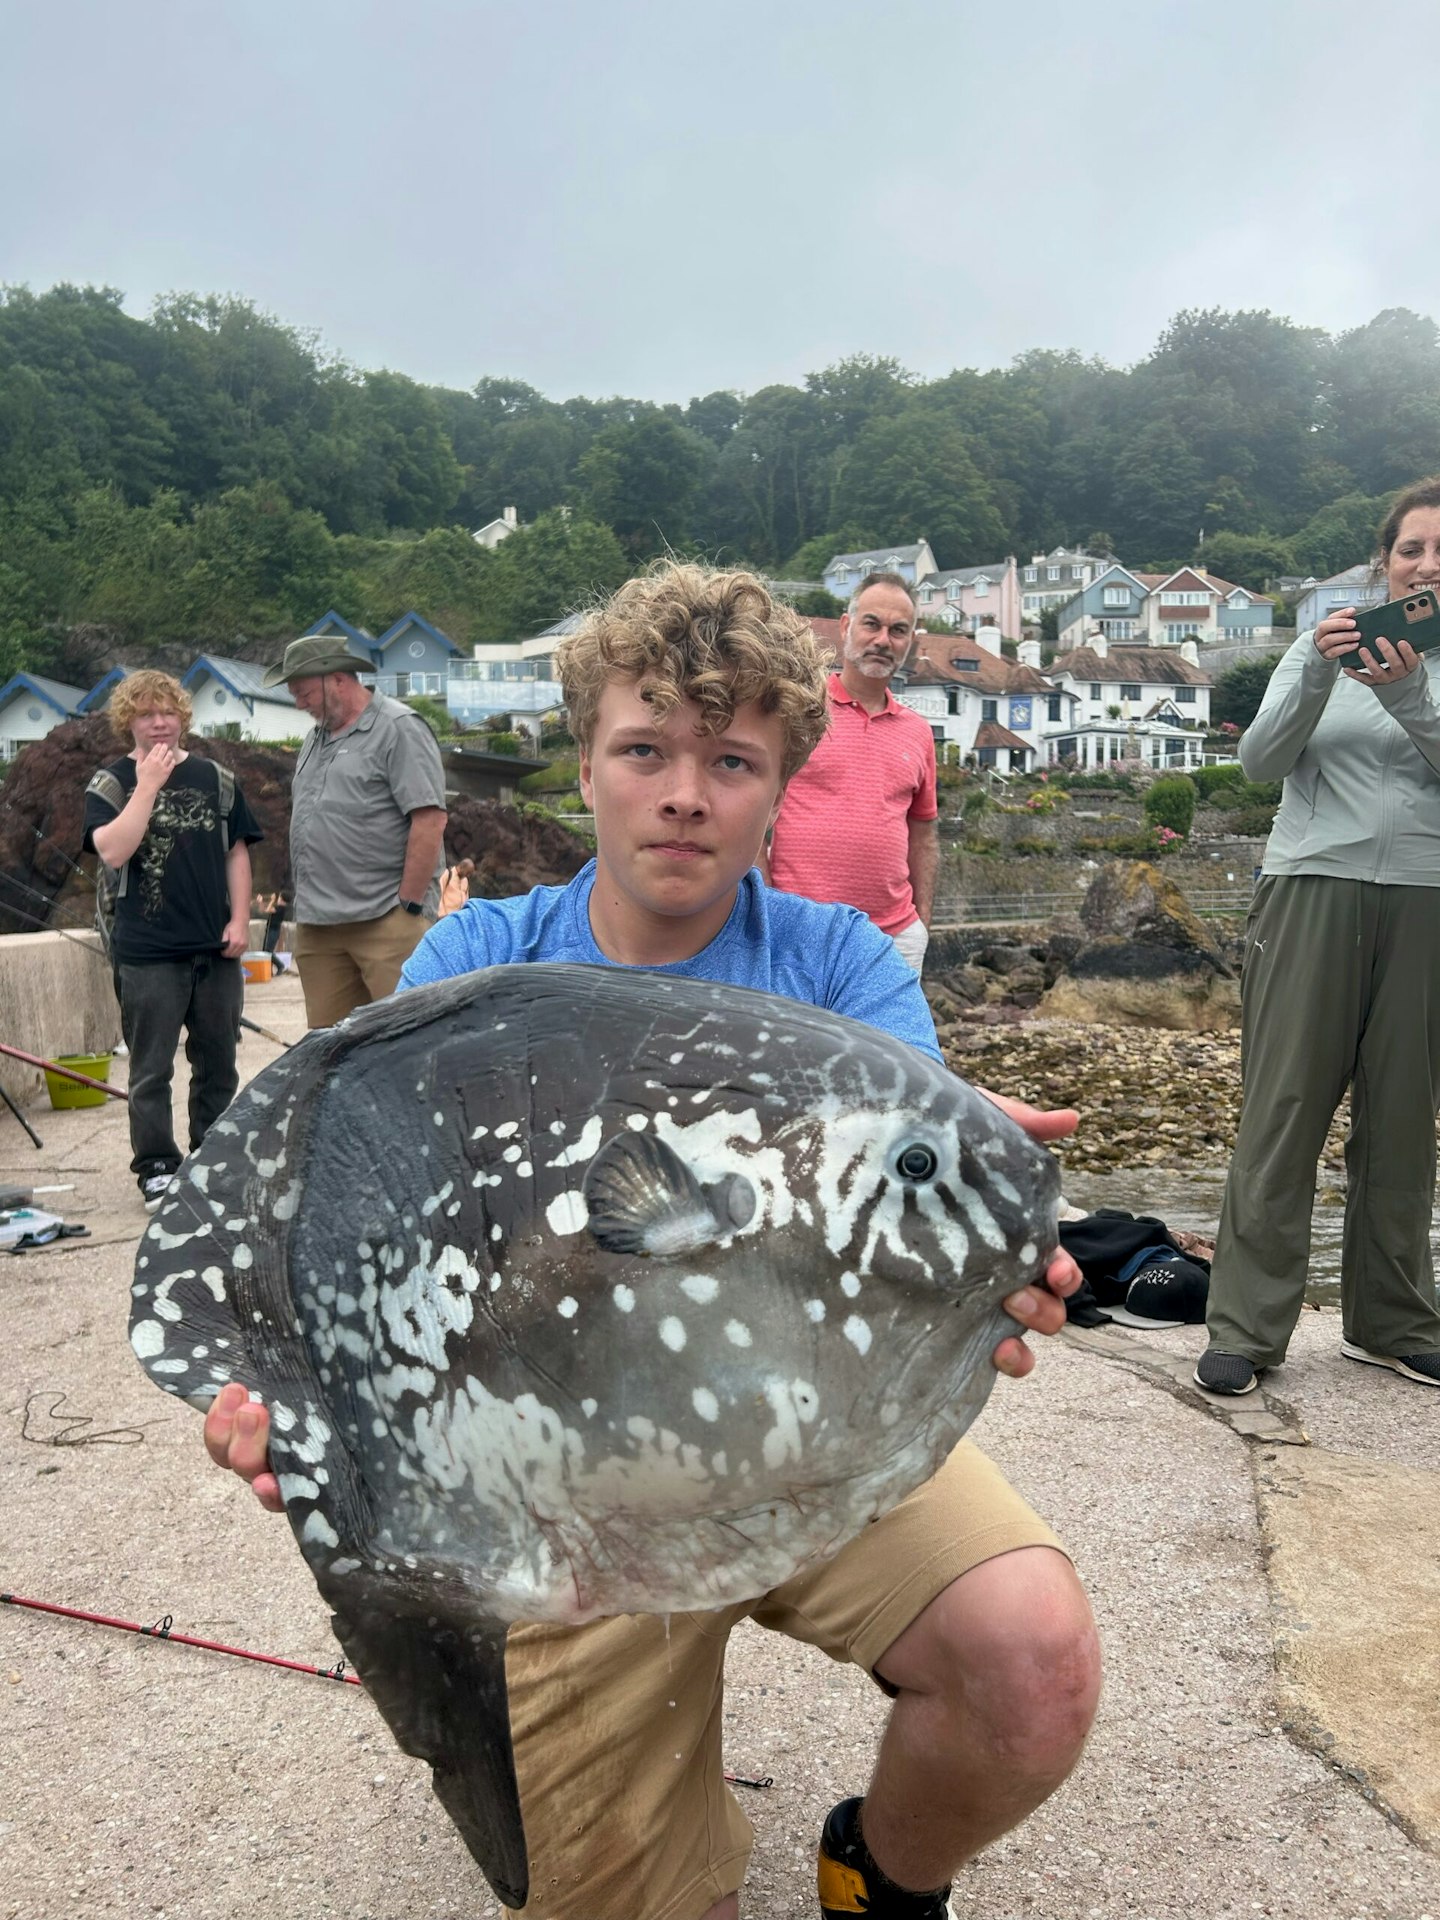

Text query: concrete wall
(0, 931), (123, 1107)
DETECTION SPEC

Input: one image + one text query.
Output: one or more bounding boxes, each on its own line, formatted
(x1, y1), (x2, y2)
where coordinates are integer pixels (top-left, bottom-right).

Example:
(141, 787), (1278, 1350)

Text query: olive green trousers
(1207, 874), (1440, 1366)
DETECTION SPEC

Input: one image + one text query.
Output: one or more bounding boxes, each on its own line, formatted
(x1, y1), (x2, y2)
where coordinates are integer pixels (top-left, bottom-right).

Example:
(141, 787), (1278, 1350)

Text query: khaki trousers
(291, 908), (430, 1027)
(1207, 874), (1440, 1366)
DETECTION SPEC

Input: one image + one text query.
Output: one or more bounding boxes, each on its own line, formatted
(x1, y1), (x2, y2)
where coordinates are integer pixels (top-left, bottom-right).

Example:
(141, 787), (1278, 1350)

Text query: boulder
(1043, 860), (1240, 1032)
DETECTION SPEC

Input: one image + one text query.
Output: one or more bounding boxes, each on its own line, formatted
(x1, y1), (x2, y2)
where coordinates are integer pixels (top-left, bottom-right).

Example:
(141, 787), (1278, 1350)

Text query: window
(1023, 595), (1039, 611)
(1024, 567), (1037, 582)
(1102, 587), (1130, 607)
(952, 657), (980, 672)
(1175, 685), (1196, 703)
(1089, 682), (1102, 699)
(833, 567), (849, 585)
(408, 638), (427, 659)
(981, 699), (998, 722)
(1120, 683), (1141, 702)
(1047, 695), (1063, 721)
(1047, 566), (1060, 581)
(1164, 590), (1209, 606)
(1163, 622), (1202, 642)
(973, 578), (989, 597)
(946, 581), (962, 601)
(394, 672), (410, 695)
(1100, 619), (1137, 639)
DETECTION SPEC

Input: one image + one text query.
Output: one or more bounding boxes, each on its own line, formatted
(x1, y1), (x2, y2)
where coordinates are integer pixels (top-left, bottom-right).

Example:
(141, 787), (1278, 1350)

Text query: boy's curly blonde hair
(108, 670), (193, 742)
(556, 562), (831, 782)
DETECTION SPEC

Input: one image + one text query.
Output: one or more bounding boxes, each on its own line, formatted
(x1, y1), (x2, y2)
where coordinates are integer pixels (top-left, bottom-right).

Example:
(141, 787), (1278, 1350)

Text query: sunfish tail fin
(329, 1588), (528, 1910)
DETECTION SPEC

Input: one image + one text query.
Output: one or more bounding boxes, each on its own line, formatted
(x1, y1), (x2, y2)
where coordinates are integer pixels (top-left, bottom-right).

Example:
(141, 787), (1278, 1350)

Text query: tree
(1193, 530), (1296, 591)
(829, 413), (1006, 569)
(1289, 491), (1389, 578)
(575, 415), (712, 560)
(471, 510), (628, 643)
(1212, 653), (1282, 729)
(1329, 310), (1440, 494)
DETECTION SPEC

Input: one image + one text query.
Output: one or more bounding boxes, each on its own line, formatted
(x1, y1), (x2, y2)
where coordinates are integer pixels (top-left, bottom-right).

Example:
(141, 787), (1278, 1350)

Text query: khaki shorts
(291, 907), (430, 1027)
(502, 1439), (1063, 1920)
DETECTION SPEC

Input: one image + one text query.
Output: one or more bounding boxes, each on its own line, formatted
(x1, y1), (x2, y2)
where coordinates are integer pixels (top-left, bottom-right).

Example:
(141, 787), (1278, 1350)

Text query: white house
(446, 613), (571, 737)
(897, 632), (1073, 771)
(0, 673), (87, 761)
(182, 658), (310, 744)
(473, 506), (520, 549)
(1044, 635), (1211, 769)
(1293, 565), (1385, 634)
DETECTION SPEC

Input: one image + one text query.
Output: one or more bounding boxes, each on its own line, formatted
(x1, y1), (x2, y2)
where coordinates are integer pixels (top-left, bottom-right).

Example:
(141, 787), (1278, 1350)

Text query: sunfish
(129, 964), (1060, 1910)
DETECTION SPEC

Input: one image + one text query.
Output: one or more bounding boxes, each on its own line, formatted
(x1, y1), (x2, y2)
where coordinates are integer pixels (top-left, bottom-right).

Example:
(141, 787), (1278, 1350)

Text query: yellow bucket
(44, 1053), (113, 1110)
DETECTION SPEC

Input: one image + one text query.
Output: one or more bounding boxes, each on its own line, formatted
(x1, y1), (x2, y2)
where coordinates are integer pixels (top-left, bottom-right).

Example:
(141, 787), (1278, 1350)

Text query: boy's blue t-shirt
(400, 863), (942, 1063)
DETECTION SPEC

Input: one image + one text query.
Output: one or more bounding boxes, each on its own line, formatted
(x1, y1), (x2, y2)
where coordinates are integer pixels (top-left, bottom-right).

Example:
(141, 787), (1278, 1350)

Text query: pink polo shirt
(769, 674), (938, 936)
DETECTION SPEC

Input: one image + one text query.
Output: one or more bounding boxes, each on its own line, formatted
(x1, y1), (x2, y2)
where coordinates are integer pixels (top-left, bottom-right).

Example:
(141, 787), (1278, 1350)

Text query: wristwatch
(399, 898), (423, 916)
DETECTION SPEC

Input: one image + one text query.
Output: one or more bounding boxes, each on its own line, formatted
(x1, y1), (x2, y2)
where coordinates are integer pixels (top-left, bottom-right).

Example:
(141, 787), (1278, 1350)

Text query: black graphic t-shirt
(82, 756), (263, 965)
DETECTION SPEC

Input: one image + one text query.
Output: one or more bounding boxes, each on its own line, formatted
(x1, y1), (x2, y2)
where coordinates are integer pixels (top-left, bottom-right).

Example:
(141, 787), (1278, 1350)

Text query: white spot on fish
(692, 1387), (718, 1422)
(557, 1297), (578, 1319)
(625, 1113), (648, 1131)
(725, 1320), (752, 1348)
(545, 1114), (603, 1169)
(612, 1285), (636, 1313)
(840, 1271), (861, 1298)
(494, 1121), (519, 1139)
(546, 1191), (588, 1236)
(680, 1275), (718, 1304)
(805, 1299), (825, 1323)
(131, 1321), (164, 1359)
(844, 1315), (872, 1356)
(659, 1316), (687, 1352)
(581, 1398), (597, 1418)
(301, 1510), (340, 1548)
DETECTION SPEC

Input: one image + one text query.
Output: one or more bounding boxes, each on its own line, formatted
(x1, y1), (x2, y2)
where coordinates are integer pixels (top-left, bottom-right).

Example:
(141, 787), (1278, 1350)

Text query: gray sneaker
(1340, 1341), (1440, 1387)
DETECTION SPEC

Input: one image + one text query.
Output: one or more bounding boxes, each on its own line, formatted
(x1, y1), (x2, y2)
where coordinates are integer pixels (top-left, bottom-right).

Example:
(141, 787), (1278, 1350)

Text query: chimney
(1180, 639), (1199, 665)
(1091, 630), (1109, 659)
(1017, 637), (1041, 668)
(976, 623), (1002, 657)
(503, 505), (518, 529)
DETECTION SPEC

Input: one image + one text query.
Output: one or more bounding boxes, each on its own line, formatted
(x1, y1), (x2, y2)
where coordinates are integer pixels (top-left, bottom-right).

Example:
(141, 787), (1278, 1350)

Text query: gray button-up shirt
(290, 694), (447, 924)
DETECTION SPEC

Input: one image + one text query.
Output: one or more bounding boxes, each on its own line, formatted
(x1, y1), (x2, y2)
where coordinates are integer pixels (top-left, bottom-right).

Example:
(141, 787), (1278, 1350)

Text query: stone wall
(0, 930), (122, 1108)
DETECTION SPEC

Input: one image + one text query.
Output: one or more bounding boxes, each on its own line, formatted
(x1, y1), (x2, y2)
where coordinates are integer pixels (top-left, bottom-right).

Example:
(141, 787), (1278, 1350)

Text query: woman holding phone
(1196, 477), (1440, 1395)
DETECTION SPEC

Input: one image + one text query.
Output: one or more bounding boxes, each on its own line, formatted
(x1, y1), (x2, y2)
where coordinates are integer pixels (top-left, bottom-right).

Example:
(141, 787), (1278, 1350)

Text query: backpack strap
(85, 768), (132, 903)
(215, 762), (236, 854)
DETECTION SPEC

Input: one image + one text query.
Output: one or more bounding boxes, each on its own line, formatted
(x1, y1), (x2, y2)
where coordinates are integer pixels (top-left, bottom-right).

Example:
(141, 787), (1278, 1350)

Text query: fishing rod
(0, 1588), (775, 1788)
(0, 871), (291, 1051)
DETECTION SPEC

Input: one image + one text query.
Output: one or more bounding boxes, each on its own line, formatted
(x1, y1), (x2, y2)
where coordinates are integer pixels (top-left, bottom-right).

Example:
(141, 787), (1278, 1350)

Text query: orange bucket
(241, 951), (273, 985)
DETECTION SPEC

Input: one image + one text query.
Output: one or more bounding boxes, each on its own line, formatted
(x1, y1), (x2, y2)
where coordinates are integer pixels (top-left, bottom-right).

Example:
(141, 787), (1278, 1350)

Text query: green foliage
(962, 787), (992, 820)
(1143, 774), (1197, 838)
(403, 694), (457, 738)
(1191, 761), (1247, 798)
(1212, 652), (1282, 729)
(518, 756), (580, 794)
(7, 282), (1440, 680)
(1223, 802), (1280, 835)
(485, 731), (524, 756)
(788, 588), (844, 616)
(1193, 530), (1296, 591)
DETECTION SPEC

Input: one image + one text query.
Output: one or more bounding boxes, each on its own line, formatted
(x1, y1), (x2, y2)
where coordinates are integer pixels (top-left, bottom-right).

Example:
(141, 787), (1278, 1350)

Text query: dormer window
(973, 577), (989, 597)
(1024, 566), (1037, 582)
(952, 657), (980, 672)
(946, 581), (962, 601)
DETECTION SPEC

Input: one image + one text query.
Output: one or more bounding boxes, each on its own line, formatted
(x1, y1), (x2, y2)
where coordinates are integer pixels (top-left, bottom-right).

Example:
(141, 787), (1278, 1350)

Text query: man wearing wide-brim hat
(264, 635), (447, 1026)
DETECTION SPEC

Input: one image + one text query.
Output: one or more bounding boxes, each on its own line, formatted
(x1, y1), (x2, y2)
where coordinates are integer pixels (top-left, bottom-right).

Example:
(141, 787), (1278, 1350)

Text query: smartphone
(1350, 589), (1440, 657)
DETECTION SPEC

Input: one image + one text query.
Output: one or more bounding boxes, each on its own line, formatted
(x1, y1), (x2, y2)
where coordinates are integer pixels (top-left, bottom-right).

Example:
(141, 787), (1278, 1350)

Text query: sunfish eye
(894, 1142), (939, 1183)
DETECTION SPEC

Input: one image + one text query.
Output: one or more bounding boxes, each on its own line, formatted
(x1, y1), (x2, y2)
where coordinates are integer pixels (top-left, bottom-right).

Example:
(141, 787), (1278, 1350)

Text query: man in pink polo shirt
(767, 571), (939, 971)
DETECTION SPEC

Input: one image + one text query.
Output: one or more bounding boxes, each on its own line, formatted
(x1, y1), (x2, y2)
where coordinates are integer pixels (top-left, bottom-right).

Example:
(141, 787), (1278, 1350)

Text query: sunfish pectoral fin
(583, 1130), (738, 1256)
(328, 1594), (529, 1911)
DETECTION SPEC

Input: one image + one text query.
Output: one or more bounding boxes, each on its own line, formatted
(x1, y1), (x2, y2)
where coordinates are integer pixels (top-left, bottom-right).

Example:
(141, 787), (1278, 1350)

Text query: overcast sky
(4, 0), (1435, 404)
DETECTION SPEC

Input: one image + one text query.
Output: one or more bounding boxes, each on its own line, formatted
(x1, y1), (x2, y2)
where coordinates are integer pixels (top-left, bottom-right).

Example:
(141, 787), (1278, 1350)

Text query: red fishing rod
(0, 1588), (774, 1787)
(0, 1589), (358, 1683)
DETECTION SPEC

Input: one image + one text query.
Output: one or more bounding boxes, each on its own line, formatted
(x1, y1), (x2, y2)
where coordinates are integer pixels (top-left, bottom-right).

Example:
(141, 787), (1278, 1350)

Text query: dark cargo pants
(1207, 874), (1440, 1366)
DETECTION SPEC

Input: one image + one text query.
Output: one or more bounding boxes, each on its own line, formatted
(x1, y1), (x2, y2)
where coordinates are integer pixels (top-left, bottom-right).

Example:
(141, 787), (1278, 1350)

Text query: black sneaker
(1193, 1349), (1263, 1395)
(140, 1172), (175, 1213)
(1340, 1341), (1440, 1387)
(818, 1797), (954, 1920)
